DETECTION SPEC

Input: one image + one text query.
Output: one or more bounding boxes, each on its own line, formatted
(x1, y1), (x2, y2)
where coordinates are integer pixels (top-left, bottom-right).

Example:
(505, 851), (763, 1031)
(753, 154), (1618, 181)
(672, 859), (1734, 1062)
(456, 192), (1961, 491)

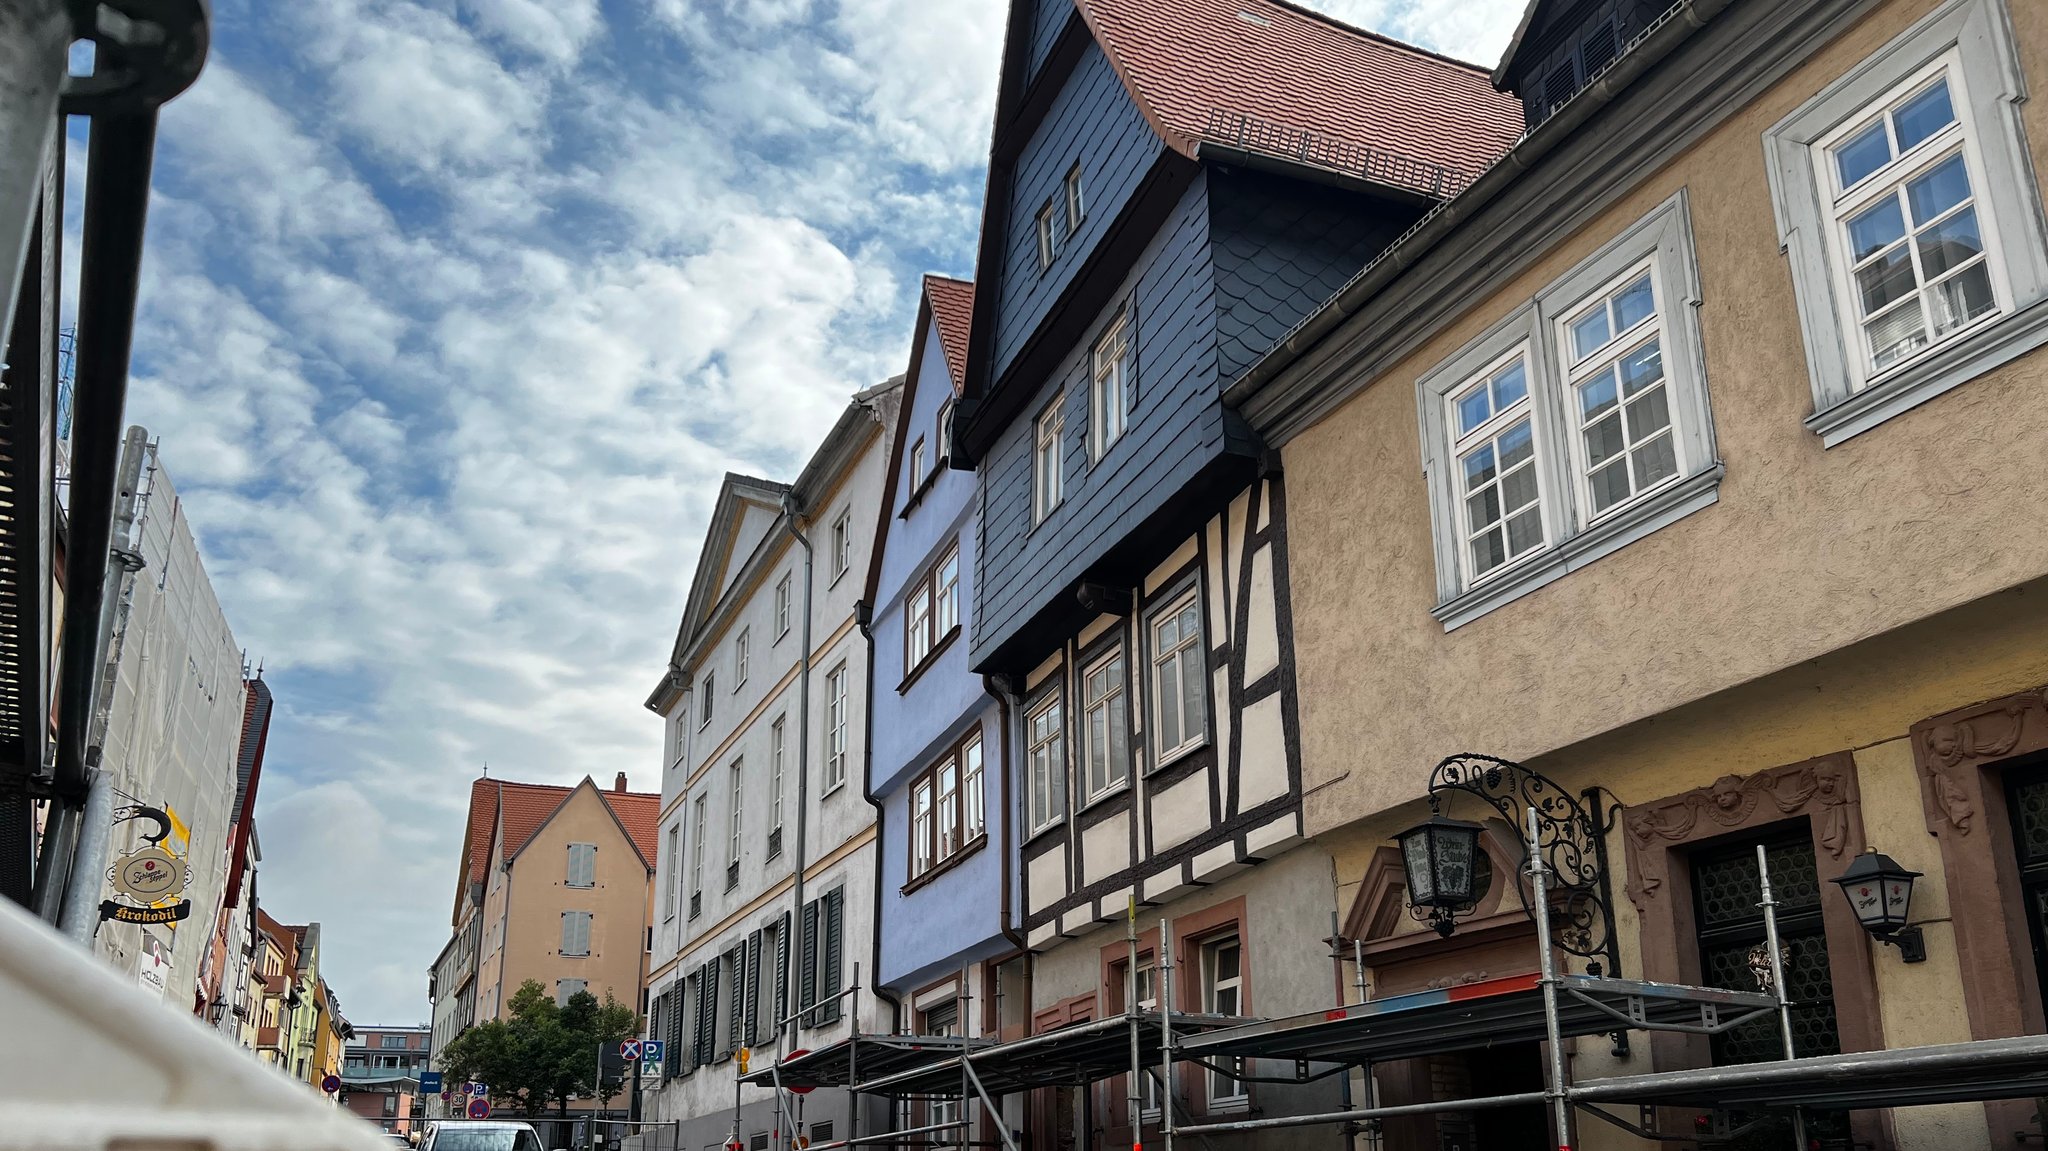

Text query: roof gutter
(1222, 0), (1734, 411)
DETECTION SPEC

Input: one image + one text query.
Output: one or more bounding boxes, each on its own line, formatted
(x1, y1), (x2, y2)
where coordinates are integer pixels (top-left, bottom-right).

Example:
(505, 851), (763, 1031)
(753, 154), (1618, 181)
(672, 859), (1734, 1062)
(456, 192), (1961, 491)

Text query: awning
(1177, 973), (1775, 1064)
(818, 1012), (1247, 1099)
(1574, 1034), (2048, 1112)
(739, 1034), (992, 1091)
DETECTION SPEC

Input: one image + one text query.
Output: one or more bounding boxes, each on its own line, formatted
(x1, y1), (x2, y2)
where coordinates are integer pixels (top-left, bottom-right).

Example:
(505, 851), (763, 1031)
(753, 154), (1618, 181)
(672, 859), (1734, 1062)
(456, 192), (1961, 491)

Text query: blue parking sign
(642, 1040), (664, 1062)
(419, 1071), (443, 1093)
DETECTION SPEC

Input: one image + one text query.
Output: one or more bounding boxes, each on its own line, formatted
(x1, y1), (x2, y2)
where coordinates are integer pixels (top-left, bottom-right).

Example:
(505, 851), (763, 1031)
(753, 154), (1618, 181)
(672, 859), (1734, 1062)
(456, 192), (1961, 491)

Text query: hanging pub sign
(100, 899), (192, 924)
(99, 804), (193, 923)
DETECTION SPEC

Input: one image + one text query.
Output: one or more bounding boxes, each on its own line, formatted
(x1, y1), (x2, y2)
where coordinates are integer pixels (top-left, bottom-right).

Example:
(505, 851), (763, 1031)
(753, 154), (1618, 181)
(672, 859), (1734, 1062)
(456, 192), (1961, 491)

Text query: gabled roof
(456, 775), (663, 921)
(1076, 0), (1524, 183)
(924, 276), (975, 396)
(1492, 0), (1560, 88)
(506, 776), (663, 872)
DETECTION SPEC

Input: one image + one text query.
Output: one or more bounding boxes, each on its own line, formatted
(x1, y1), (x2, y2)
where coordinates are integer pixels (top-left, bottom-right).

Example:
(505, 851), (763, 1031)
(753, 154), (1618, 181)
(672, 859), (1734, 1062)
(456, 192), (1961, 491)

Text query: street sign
(783, 1049), (814, 1095)
(467, 1081), (489, 1097)
(642, 1040), (664, 1062)
(419, 1071), (443, 1093)
(642, 1057), (661, 1076)
(321, 1074), (341, 1094)
(619, 1039), (641, 1061)
(467, 1098), (491, 1120)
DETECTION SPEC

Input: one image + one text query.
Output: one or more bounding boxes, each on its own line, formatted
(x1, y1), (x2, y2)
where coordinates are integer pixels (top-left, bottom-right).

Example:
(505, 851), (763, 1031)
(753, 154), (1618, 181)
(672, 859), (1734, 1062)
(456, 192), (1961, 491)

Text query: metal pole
(596, 1042), (606, 1151)
(1528, 805), (1573, 1151)
(1159, 915), (1174, 1151)
(780, 494), (813, 1046)
(0, 0), (68, 360)
(1329, 912), (1357, 1151)
(1127, 898), (1141, 1151)
(962, 1060), (1020, 1151)
(55, 770), (114, 938)
(850, 960), (862, 1143)
(1756, 844), (1807, 1151)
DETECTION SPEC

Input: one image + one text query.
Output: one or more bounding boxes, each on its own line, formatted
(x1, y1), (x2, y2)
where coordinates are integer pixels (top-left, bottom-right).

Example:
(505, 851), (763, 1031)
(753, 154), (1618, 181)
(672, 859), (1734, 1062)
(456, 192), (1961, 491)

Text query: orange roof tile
(461, 777), (664, 897)
(600, 789), (662, 868)
(1075, 0), (1524, 186)
(924, 275), (975, 395)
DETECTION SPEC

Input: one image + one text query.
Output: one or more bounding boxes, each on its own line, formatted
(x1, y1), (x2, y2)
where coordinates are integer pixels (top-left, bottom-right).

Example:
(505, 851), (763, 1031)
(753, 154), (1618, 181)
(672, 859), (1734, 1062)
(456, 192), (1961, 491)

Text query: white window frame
(1033, 395), (1064, 523)
(1201, 935), (1247, 1108)
(961, 731), (984, 844)
(698, 674), (714, 729)
(770, 716), (786, 839)
(1148, 587), (1208, 766)
(1025, 693), (1066, 836)
(1065, 163), (1085, 234)
(1417, 191), (1720, 631)
(690, 795), (707, 905)
(734, 628), (749, 689)
(1090, 308), (1133, 459)
(824, 663), (848, 792)
(937, 398), (954, 462)
(774, 574), (791, 640)
(830, 510), (851, 582)
(1080, 647), (1129, 803)
(909, 437), (926, 491)
(727, 760), (744, 872)
(934, 546), (959, 639)
(664, 823), (680, 920)
(1036, 200), (1057, 272)
(905, 573), (933, 671)
(1764, 0), (2048, 448)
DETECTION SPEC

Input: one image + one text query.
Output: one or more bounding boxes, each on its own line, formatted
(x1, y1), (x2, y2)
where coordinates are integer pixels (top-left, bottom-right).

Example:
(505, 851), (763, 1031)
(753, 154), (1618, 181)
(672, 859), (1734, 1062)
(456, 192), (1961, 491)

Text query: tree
(437, 980), (640, 1119)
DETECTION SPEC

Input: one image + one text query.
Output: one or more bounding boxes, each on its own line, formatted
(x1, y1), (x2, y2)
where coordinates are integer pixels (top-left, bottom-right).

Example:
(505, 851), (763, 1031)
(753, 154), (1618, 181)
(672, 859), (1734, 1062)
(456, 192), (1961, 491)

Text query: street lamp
(1831, 848), (1926, 963)
(1396, 814), (1485, 936)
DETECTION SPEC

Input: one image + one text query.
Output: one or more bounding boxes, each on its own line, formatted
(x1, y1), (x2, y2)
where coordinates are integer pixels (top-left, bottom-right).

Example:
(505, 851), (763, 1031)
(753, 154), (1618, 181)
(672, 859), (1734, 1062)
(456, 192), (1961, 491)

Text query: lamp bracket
(1427, 753), (1623, 973)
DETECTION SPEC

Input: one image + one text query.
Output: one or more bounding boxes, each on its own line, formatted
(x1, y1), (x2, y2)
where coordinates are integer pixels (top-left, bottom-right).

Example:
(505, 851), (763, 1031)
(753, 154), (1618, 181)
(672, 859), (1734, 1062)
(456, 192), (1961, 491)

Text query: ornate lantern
(1831, 847), (1925, 961)
(1396, 813), (1485, 935)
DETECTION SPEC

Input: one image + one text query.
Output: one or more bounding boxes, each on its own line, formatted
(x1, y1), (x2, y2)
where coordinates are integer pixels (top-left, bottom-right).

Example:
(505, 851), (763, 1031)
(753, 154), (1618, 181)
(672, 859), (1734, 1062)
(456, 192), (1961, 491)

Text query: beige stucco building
(1229, 0), (2048, 1147)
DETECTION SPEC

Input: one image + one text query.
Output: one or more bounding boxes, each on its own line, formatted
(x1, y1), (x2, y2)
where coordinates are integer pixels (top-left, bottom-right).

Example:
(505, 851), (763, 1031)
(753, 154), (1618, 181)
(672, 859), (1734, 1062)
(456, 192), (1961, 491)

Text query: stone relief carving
(1424, 971), (1492, 991)
(1624, 754), (1858, 904)
(1918, 700), (2034, 835)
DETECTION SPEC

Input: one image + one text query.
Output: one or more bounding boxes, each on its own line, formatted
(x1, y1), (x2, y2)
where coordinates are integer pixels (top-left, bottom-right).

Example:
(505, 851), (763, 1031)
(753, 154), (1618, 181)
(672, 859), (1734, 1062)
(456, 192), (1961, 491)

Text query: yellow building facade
(1232, 0), (2048, 1146)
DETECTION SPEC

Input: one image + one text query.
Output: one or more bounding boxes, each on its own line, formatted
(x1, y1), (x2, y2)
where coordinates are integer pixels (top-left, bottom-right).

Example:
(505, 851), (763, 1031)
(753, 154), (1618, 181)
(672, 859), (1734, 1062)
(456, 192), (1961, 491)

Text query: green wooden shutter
(722, 945), (744, 1059)
(665, 987), (684, 1075)
(743, 929), (764, 1045)
(819, 887), (844, 1025)
(697, 963), (719, 1066)
(773, 911), (791, 1040)
(799, 898), (819, 1027)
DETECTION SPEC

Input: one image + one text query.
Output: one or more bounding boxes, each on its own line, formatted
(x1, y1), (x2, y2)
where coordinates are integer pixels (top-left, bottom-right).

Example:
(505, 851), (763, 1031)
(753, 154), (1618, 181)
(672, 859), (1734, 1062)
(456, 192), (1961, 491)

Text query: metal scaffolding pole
(1756, 843), (1807, 1151)
(1528, 805), (1574, 1151)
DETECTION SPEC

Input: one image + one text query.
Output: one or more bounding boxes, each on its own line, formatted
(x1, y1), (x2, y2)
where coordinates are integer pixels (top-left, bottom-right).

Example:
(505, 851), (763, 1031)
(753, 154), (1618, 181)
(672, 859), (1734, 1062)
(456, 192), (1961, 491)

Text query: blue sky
(124, 0), (1525, 1024)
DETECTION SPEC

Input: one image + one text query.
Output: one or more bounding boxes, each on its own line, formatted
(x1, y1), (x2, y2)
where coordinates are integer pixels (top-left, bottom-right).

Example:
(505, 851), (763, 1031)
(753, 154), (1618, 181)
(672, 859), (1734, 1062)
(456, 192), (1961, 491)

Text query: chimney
(614, 772), (627, 794)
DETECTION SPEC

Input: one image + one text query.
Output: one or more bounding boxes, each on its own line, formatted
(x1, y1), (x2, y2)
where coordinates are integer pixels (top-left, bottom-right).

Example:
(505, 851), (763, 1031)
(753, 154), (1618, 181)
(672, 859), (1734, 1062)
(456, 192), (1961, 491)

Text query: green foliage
(436, 980), (641, 1118)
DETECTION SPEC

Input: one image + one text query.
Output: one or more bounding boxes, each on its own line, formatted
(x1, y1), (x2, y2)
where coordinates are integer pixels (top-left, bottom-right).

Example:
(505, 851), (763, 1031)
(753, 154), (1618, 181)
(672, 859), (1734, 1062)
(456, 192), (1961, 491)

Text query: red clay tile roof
(1074, 0), (1524, 185)
(923, 275), (975, 395)
(461, 777), (663, 898)
(602, 789), (662, 868)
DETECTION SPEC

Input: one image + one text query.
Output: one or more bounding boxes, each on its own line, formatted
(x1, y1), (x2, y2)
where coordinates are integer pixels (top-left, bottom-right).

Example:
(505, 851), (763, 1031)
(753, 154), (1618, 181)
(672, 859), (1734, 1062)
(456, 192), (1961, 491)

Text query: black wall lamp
(1831, 848), (1927, 963)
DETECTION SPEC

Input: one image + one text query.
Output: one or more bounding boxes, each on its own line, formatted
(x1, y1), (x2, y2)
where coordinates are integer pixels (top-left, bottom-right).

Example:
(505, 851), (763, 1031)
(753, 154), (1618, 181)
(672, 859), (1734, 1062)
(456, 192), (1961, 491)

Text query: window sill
(903, 833), (988, 895)
(898, 626), (962, 693)
(897, 469), (943, 518)
(1148, 740), (1208, 777)
(1434, 464), (1724, 632)
(822, 780), (847, 799)
(1806, 299), (2048, 448)
(773, 627), (789, 646)
(1076, 779), (1131, 818)
(829, 567), (849, 589)
(1022, 816), (1066, 848)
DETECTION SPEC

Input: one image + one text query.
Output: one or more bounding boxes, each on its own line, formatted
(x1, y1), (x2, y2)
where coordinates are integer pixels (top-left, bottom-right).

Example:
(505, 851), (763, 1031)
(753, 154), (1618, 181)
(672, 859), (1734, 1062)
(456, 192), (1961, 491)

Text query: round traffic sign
(468, 1098), (492, 1120)
(783, 1050), (814, 1095)
(321, 1074), (341, 1094)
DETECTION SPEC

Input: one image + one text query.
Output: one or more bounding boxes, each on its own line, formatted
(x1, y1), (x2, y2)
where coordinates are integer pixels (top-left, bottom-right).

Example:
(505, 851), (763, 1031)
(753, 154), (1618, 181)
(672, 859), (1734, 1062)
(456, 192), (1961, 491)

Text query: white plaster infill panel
(1027, 847), (1066, 916)
(1028, 921), (1060, 952)
(1094, 886), (1136, 923)
(1060, 907), (1104, 938)
(1150, 772), (1209, 853)
(1081, 810), (1132, 887)
(1242, 542), (1279, 684)
(1192, 841), (1248, 885)
(1145, 537), (1199, 595)
(1237, 693), (1288, 809)
(1245, 811), (1303, 859)
(1142, 868), (1200, 905)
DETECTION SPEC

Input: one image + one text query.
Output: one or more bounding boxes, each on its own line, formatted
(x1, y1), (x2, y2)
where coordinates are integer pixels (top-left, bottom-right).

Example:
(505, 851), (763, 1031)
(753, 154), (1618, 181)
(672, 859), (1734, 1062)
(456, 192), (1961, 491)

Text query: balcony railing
(1201, 108), (1484, 201)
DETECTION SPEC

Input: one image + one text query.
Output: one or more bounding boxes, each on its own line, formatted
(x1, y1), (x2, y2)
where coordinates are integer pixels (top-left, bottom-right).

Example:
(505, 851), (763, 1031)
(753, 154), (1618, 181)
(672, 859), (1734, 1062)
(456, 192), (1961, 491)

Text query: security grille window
(560, 911), (592, 958)
(664, 824), (680, 919)
(690, 795), (707, 918)
(1082, 649), (1129, 801)
(734, 628), (749, 688)
(798, 887), (846, 1027)
(1034, 397), (1064, 523)
(699, 674), (714, 729)
(2004, 767), (2048, 1013)
(555, 979), (586, 1006)
(566, 843), (596, 889)
(1418, 194), (1717, 627)
(910, 731), (985, 880)
(1201, 936), (1246, 1107)
(825, 663), (848, 791)
(831, 510), (851, 580)
(1692, 831), (1841, 1065)
(769, 717), (786, 858)
(774, 574), (791, 639)
(727, 761), (744, 889)
(1026, 694), (1066, 834)
(1149, 590), (1207, 763)
(1065, 164), (1085, 234)
(1090, 309), (1133, 459)
(910, 437), (926, 491)
(1036, 201), (1057, 271)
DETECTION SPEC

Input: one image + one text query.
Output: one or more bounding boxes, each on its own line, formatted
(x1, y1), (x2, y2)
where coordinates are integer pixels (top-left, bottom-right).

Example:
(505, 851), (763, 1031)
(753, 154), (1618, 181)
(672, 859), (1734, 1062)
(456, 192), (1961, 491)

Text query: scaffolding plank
(848, 1012), (1246, 1099)
(1574, 1034), (2048, 1111)
(1177, 974), (1775, 1064)
(739, 1034), (991, 1090)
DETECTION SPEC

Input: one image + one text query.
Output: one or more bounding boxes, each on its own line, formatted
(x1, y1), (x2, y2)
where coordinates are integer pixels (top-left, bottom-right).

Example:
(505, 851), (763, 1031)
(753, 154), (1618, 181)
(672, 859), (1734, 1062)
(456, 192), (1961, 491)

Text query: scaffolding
(730, 805), (2048, 1151)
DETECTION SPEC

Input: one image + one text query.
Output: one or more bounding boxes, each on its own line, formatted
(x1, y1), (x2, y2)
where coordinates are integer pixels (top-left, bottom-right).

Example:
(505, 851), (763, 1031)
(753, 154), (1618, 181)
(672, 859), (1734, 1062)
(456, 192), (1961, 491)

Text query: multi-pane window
(1131, 961), (1160, 1116)
(1201, 936), (1246, 1106)
(699, 674), (714, 728)
(1034, 397), (1064, 523)
(1449, 352), (1544, 580)
(831, 510), (851, 580)
(769, 717), (786, 850)
(1149, 591), (1206, 762)
(1065, 164), (1085, 234)
(919, 998), (964, 1146)
(727, 761), (743, 885)
(825, 664), (848, 790)
(734, 628), (749, 688)
(1560, 264), (1679, 517)
(665, 825), (680, 918)
(937, 399), (954, 462)
(909, 731), (986, 880)
(560, 911), (592, 958)
(903, 543), (961, 674)
(774, 574), (791, 639)
(1082, 650), (1129, 801)
(1822, 66), (1997, 379)
(1036, 201), (1057, 271)
(910, 438), (926, 490)
(566, 843), (596, 889)
(690, 795), (707, 910)
(1027, 695), (1066, 834)
(1091, 310), (1133, 459)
